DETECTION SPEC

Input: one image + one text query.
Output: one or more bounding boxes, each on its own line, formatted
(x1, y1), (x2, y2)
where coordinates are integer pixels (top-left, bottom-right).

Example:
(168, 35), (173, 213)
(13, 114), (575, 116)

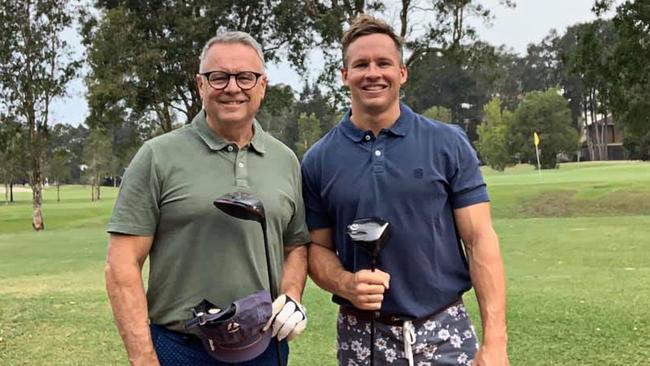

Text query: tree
(0, 116), (27, 204)
(0, 0), (80, 230)
(83, 129), (112, 201)
(422, 105), (452, 123)
(257, 84), (297, 147)
(47, 149), (71, 202)
(49, 123), (89, 183)
(601, 1), (650, 160)
(295, 113), (322, 160)
(82, 0), (317, 134)
(475, 97), (516, 171)
(404, 41), (501, 141)
(566, 19), (617, 161)
(510, 89), (579, 169)
(301, 0), (515, 108)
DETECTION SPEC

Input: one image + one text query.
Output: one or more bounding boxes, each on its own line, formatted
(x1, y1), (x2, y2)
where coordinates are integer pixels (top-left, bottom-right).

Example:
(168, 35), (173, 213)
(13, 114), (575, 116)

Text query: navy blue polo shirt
(301, 103), (489, 319)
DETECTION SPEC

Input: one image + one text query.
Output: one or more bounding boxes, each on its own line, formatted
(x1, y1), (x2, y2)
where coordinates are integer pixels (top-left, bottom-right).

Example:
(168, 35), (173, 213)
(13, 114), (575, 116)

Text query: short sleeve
(107, 143), (161, 236)
(301, 150), (331, 230)
(282, 160), (311, 246)
(448, 126), (489, 209)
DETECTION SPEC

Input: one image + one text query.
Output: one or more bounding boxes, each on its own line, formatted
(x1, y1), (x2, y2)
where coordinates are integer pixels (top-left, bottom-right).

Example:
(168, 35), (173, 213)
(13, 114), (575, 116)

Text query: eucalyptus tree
(0, 0), (80, 230)
(82, 0), (317, 134)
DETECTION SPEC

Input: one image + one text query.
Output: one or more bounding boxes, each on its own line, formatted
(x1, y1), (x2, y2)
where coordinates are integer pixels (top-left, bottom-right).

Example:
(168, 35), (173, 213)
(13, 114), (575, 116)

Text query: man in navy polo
(301, 15), (509, 366)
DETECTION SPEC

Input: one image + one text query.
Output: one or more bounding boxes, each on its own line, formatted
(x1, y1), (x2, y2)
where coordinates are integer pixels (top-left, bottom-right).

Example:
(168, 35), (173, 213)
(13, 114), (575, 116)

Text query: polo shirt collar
(192, 110), (266, 154)
(339, 102), (414, 142)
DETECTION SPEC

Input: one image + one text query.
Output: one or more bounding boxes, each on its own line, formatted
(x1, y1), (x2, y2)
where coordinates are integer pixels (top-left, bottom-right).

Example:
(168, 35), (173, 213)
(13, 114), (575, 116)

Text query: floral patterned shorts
(336, 302), (478, 366)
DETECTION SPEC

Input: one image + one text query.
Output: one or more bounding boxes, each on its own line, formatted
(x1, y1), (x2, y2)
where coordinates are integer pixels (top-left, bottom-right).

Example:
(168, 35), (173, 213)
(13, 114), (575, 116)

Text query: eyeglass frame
(199, 70), (264, 91)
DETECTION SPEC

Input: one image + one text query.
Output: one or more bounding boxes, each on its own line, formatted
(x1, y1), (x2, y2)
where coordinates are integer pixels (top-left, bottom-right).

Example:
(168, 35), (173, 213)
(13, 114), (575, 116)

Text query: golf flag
(534, 132), (541, 173)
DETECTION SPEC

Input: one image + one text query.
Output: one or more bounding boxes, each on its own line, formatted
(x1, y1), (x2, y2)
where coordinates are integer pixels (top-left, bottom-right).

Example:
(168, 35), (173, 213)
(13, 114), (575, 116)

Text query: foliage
(510, 89), (579, 169)
(46, 149), (71, 202)
(83, 129), (112, 201)
(295, 113), (322, 160)
(422, 105), (452, 123)
(0, 0), (80, 230)
(565, 19), (617, 161)
(404, 43), (500, 141)
(49, 123), (90, 183)
(0, 116), (28, 202)
(82, 0), (317, 134)
(606, 1), (650, 160)
(475, 98), (516, 171)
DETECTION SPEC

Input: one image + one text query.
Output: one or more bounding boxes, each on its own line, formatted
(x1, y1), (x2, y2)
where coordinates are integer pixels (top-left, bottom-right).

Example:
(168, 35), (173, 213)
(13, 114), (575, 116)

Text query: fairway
(1, 162), (649, 365)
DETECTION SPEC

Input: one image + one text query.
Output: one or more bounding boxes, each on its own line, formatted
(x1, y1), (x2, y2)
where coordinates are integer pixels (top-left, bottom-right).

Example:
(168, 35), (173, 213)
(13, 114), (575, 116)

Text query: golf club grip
(275, 339), (283, 366)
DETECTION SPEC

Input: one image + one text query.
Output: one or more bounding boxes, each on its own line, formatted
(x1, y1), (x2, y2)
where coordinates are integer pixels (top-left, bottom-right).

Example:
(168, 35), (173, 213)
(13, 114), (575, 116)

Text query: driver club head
(213, 191), (266, 223)
(346, 217), (391, 260)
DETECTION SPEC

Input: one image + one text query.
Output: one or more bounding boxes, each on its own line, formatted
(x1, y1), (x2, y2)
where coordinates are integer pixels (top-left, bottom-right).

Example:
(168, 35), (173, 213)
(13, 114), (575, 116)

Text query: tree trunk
(91, 180), (95, 202)
(603, 111), (609, 160)
(583, 102), (595, 161)
(57, 182), (60, 202)
(96, 175), (101, 201)
(589, 90), (602, 160)
(31, 160), (45, 231)
(9, 182), (14, 203)
(4, 183), (8, 205)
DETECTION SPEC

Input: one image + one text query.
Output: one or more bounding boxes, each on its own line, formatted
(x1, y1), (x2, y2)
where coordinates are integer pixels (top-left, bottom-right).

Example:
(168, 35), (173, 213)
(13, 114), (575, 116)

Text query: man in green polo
(105, 31), (310, 365)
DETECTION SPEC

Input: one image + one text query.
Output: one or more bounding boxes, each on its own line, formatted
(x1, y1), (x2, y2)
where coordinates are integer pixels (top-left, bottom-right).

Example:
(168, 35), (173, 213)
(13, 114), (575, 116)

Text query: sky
(50, 0), (618, 127)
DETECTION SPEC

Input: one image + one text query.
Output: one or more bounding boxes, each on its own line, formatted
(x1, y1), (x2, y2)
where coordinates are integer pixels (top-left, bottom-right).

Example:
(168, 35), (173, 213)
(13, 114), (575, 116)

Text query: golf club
(346, 217), (391, 366)
(214, 191), (283, 366)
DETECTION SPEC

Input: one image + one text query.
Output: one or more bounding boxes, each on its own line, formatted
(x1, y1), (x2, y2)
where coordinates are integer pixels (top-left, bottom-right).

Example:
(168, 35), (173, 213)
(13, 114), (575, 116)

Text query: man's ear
(260, 75), (268, 99)
(196, 74), (206, 100)
(341, 68), (349, 87)
(400, 64), (408, 85)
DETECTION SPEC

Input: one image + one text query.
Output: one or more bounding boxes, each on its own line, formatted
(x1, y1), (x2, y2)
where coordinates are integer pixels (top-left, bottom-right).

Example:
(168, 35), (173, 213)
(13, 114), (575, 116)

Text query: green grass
(1, 161), (650, 365)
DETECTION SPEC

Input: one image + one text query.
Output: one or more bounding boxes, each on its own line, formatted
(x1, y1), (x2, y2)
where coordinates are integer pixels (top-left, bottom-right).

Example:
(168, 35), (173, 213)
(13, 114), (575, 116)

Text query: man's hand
(263, 294), (307, 341)
(341, 269), (390, 310)
(473, 343), (510, 366)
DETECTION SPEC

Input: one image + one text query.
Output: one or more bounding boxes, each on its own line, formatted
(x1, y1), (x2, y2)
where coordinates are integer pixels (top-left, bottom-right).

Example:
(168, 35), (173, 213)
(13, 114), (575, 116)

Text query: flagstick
(535, 145), (541, 174)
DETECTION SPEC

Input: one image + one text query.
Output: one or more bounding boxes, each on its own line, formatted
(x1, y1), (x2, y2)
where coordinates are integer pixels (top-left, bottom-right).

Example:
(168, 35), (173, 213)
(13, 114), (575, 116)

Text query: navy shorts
(150, 324), (289, 366)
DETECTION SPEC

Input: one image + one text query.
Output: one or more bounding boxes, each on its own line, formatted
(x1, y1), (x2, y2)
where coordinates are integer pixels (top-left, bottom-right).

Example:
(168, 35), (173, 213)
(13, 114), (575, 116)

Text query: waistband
(339, 298), (462, 327)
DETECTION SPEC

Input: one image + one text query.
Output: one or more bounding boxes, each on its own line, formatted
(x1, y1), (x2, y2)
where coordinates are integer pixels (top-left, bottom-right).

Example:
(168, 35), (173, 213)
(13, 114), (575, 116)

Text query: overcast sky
(50, 0), (618, 127)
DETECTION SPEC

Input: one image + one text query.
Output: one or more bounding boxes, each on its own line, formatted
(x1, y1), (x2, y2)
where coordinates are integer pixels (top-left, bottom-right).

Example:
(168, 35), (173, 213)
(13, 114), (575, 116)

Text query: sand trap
(0, 185), (32, 194)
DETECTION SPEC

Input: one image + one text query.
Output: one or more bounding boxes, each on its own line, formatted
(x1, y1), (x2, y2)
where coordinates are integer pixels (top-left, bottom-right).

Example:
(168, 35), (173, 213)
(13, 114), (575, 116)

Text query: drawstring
(403, 320), (416, 366)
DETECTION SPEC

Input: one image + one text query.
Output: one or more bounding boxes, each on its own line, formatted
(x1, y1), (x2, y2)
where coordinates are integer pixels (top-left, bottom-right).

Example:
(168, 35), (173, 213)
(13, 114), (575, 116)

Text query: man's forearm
(281, 244), (309, 302)
(105, 262), (159, 365)
(308, 243), (352, 298)
(466, 228), (508, 344)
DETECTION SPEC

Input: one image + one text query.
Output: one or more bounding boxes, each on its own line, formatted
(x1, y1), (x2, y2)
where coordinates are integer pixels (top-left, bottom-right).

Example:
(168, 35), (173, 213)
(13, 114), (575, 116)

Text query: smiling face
(196, 42), (267, 128)
(341, 33), (407, 116)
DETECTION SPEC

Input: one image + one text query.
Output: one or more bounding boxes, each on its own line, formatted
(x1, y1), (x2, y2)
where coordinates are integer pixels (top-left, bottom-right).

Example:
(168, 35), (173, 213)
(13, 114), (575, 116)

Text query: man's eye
(211, 76), (228, 83)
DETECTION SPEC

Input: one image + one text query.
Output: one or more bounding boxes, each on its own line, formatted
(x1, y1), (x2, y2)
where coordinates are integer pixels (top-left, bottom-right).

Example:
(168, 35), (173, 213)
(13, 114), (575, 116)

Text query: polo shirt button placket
(234, 146), (248, 188)
(372, 138), (385, 173)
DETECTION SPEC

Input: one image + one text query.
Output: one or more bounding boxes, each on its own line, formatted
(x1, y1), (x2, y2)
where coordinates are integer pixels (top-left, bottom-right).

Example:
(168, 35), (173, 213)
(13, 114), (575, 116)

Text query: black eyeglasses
(199, 71), (263, 90)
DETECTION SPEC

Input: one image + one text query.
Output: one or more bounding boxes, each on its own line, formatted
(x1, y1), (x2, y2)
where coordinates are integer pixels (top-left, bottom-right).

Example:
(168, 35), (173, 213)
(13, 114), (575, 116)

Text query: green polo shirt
(107, 111), (310, 331)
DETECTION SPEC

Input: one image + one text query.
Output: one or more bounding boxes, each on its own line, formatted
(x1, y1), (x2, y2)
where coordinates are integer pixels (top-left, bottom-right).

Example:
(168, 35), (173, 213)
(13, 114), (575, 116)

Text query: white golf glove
(263, 294), (307, 341)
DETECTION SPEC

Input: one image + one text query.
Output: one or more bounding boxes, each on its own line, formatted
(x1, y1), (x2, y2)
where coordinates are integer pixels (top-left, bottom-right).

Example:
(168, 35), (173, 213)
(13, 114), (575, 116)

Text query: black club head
(213, 191), (266, 223)
(346, 217), (390, 260)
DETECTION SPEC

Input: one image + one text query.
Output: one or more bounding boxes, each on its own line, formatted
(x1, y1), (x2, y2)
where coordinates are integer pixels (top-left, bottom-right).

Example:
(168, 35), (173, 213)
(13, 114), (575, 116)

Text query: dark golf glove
(262, 294), (307, 341)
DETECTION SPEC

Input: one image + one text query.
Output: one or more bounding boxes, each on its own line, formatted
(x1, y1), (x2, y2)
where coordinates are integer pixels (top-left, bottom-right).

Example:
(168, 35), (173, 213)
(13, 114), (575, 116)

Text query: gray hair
(199, 31), (266, 72)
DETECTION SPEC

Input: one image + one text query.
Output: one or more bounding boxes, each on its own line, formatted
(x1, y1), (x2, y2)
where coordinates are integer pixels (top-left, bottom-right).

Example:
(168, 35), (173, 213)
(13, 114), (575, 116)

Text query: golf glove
(263, 294), (307, 341)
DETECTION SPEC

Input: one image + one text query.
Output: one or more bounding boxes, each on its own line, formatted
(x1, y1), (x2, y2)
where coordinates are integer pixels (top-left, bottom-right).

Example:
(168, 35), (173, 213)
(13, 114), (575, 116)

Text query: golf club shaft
(370, 264), (376, 366)
(261, 223), (283, 366)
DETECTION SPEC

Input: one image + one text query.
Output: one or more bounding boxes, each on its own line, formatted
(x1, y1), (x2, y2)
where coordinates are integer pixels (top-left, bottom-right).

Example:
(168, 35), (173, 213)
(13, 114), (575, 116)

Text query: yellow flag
(534, 132), (540, 147)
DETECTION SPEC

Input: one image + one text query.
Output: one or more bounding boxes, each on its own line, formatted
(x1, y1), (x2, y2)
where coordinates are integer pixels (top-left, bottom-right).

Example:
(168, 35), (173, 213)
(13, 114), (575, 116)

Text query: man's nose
(223, 75), (241, 93)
